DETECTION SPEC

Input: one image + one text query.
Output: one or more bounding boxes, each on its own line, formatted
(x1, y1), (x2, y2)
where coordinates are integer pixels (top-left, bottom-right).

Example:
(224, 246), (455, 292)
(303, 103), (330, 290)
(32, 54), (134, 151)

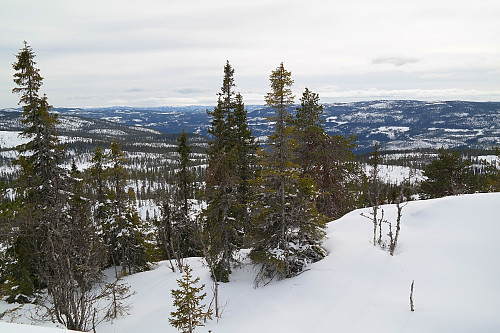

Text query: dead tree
(389, 182), (407, 256)
(368, 142), (382, 246)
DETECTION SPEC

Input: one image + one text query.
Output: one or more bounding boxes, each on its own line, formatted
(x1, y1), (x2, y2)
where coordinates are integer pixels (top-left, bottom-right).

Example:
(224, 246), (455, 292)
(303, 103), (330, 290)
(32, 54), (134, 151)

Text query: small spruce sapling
(170, 265), (213, 333)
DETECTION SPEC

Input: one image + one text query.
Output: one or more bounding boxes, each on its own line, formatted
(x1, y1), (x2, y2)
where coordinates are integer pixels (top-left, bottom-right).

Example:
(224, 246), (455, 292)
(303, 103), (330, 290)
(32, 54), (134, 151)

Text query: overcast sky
(1, 0), (499, 108)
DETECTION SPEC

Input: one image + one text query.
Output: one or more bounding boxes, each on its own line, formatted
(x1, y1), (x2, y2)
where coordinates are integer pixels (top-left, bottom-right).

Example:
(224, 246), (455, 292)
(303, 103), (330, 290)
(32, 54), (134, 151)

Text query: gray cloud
(174, 87), (210, 95)
(372, 56), (421, 67)
(125, 88), (144, 93)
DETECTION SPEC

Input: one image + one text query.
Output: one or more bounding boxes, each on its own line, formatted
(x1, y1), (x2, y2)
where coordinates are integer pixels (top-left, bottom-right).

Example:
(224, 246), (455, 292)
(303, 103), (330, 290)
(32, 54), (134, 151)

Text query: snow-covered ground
(2, 192), (499, 332)
(0, 131), (27, 149)
(364, 164), (424, 184)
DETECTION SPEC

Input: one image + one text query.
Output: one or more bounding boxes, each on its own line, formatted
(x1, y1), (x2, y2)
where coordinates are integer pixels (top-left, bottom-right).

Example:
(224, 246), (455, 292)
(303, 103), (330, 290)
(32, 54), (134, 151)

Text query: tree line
(1, 42), (499, 332)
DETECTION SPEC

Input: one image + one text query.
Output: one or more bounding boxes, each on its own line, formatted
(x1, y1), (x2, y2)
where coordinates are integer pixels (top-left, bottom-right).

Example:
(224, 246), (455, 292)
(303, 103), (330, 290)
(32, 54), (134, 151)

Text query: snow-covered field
(364, 164), (424, 184)
(0, 131), (27, 149)
(2, 193), (499, 332)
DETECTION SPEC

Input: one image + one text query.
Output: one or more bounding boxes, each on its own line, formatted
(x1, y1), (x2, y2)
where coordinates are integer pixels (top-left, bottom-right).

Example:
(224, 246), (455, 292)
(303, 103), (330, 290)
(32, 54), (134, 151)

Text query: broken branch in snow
(410, 280), (415, 312)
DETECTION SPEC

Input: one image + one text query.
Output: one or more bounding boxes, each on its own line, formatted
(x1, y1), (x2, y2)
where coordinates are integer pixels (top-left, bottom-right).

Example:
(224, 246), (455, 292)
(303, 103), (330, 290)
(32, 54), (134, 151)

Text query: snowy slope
(2, 193), (500, 332)
(0, 323), (68, 333)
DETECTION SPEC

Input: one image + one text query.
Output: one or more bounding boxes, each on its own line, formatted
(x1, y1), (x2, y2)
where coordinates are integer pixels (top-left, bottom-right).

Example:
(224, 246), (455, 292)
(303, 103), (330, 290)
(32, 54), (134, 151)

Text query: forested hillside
(13, 100), (498, 153)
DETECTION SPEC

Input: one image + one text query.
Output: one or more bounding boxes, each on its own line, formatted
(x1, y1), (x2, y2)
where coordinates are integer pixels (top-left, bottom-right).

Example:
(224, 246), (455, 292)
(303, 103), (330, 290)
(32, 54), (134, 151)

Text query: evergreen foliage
(231, 93), (258, 233)
(8, 41), (67, 298)
(12, 41), (43, 116)
(420, 147), (472, 198)
(88, 145), (109, 224)
(156, 130), (199, 272)
(177, 130), (193, 216)
(293, 88), (362, 219)
(203, 61), (257, 282)
(169, 265), (212, 333)
(95, 142), (148, 277)
(0, 181), (18, 298)
(250, 63), (327, 285)
(486, 148), (500, 191)
(174, 131), (200, 258)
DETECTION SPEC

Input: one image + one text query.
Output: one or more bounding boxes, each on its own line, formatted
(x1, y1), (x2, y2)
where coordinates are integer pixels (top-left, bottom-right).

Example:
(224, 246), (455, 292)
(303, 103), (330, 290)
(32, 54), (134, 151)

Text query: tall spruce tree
(9, 41), (66, 298)
(8, 43), (124, 331)
(250, 63), (327, 285)
(293, 88), (361, 219)
(203, 61), (256, 282)
(174, 130), (199, 259)
(177, 130), (193, 217)
(232, 93), (258, 233)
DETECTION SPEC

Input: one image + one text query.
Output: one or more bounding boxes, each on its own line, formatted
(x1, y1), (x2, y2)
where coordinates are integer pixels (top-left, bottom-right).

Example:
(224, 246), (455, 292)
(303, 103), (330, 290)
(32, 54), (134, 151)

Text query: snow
(364, 164), (424, 184)
(0, 131), (28, 149)
(88, 129), (128, 136)
(2, 193), (500, 332)
(477, 155), (499, 165)
(370, 126), (410, 139)
(325, 116), (348, 125)
(0, 323), (68, 333)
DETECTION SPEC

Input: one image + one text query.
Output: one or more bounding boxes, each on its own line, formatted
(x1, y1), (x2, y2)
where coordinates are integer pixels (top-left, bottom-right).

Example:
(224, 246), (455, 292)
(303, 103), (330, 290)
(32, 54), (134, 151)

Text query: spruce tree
(12, 41), (43, 122)
(89, 145), (109, 226)
(169, 265), (212, 333)
(250, 63), (327, 285)
(9, 41), (66, 297)
(174, 130), (200, 258)
(203, 61), (256, 282)
(293, 88), (361, 219)
(420, 147), (472, 198)
(7, 43), (124, 331)
(104, 142), (147, 275)
(156, 130), (199, 271)
(232, 93), (258, 233)
(264, 62), (295, 170)
(177, 130), (193, 217)
(487, 148), (500, 191)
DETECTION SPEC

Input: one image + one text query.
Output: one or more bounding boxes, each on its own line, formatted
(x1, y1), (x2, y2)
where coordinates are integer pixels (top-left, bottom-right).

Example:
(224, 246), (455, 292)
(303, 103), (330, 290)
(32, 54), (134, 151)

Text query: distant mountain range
(0, 109), (208, 154)
(2, 100), (499, 153)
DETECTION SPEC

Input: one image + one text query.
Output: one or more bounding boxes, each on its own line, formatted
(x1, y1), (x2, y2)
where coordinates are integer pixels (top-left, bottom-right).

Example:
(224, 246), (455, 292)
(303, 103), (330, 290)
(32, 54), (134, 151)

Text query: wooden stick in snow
(410, 280), (415, 312)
